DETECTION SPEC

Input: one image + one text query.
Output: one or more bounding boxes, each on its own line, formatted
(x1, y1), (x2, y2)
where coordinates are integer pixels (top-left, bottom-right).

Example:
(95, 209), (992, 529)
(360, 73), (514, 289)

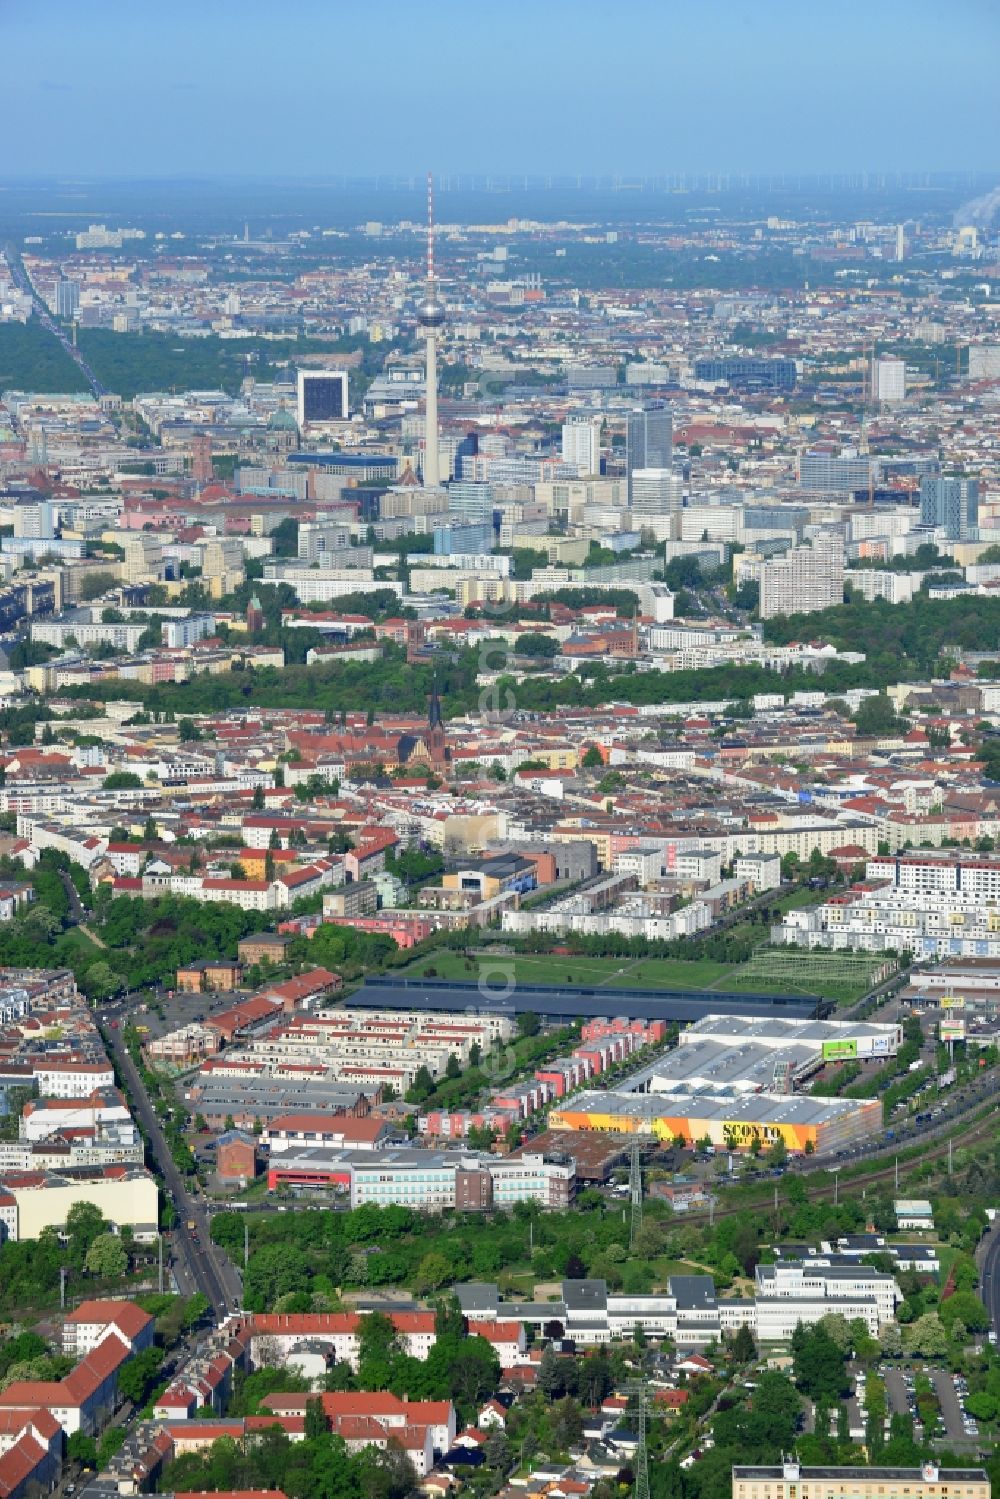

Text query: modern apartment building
(748, 535), (845, 618)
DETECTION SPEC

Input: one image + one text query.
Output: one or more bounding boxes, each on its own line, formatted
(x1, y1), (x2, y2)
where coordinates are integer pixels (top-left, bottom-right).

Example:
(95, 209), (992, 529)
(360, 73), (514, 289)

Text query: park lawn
(775, 886), (829, 912)
(602, 957), (732, 989)
(931, 1242), (960, 1289)
(398, 948), (732, 991)
(57, 927), (104, 962)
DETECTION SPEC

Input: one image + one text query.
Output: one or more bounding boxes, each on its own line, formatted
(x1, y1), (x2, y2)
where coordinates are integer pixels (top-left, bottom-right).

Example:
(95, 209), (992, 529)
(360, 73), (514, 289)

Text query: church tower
(427, 678), (448, 767)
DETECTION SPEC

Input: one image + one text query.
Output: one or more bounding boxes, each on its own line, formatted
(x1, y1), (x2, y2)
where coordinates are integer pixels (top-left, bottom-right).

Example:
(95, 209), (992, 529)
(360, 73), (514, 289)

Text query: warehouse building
(548, 1088), (880, 1155)
(348, 977), (823, 1022)
(677, 1014), (901, 1059)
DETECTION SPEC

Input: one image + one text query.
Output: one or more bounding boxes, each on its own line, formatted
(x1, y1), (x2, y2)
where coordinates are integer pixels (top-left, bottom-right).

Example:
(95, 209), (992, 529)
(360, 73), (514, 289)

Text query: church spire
(428, 675), (443, 730)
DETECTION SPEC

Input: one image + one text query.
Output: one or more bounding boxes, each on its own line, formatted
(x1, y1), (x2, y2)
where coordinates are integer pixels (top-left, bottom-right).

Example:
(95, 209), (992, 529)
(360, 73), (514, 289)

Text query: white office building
(754, 1260), (901, 1340)
(872, 356), (906, 404)
(561, 419), (601, 476)
(629, 468), (682, 520)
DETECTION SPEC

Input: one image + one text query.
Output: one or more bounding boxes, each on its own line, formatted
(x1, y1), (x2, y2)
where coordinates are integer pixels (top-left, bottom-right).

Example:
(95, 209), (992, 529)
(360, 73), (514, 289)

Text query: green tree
(103, 770), (143, 790)
(243, 1244), (311, 1312)
(66, 1201), (107, 1263)
(67, 1432), (98, 1467)
(903, 1311), (949, 1357)
(412, 1252), (451, 1294)
(939, 1290), (989, 1332)
(304, 1396), (329, 1439)
(732, 1323), (757, 1363)
(483, 1429), (511, 1470)
(84, 1233), (128, 1278)
(852, 694), (905, 737)
(792, 1323), (848, 1402)
(117, 1346), (164, 1407)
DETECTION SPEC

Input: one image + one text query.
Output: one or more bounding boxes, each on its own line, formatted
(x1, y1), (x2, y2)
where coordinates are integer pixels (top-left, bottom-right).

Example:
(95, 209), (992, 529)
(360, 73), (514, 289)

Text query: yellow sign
(941, 995), (965, 1010)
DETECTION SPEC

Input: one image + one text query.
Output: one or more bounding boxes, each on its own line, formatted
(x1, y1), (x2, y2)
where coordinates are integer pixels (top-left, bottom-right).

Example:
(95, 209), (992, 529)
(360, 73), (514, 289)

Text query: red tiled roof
(64, 1299), (152, 1338)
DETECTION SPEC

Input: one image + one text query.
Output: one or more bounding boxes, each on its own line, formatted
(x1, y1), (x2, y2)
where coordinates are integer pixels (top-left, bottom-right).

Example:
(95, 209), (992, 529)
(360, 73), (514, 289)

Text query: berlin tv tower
(416, 172), (445, 487)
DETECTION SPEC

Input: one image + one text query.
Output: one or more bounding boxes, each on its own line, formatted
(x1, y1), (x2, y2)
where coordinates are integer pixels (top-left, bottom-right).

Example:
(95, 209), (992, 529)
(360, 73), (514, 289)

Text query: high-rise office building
(433, 521), (493, 555)
(561, 419), (601, 475)
(446, 482), (493, 524)
(627, 403), (673, 470)
(629, 468), (682, 519)
(12, 500), (54, 540)
(296, 370), (348, 428)
(54, 280), (79, 320)
(872, 356), (906, 404)
(627, 403), (672, 503)
(919, 476), (979, 540)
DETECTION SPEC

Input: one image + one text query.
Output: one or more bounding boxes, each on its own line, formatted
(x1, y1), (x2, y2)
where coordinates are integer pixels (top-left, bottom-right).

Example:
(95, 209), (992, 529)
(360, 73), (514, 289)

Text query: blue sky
(4, 0), (999, 177)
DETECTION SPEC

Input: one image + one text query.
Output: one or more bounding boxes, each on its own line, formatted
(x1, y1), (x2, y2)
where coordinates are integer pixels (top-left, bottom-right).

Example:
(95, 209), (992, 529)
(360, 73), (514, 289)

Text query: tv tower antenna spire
(416, 171), (445, 488)
(427, 170), (435, 283)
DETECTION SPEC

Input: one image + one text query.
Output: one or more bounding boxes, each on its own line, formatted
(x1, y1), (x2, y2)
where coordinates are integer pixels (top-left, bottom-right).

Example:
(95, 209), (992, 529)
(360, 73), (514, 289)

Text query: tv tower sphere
(416, 293), (445, 328)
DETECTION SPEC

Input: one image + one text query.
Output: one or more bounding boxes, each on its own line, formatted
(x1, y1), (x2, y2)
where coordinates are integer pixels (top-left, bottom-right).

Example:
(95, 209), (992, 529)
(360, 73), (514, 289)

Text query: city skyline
(4, 0), (1000, 179)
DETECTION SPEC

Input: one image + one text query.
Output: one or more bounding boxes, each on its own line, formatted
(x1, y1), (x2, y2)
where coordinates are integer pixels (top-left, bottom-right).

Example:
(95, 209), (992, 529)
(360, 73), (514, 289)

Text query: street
(977, 1218), (1000, 1340)
(104, 1024), (243, 1317)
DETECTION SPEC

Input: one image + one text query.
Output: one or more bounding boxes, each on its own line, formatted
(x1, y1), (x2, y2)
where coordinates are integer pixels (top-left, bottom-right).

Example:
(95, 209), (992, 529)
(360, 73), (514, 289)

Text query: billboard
(822, 1038), (858, 1061)
(940, 1019), (966, 1042)
(941, 995), (966, 1010)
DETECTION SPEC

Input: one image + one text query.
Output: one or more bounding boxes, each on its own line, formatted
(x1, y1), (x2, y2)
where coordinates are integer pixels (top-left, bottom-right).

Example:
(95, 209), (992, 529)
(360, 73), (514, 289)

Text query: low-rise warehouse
(347, 977), (824, 1022)
(678, 1014), (901, 1059)
(548, 1089), (880, 1154)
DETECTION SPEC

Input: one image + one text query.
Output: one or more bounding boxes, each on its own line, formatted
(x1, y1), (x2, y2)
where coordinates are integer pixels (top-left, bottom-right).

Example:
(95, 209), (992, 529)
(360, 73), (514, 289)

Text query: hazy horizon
(5, 0), (999, 179)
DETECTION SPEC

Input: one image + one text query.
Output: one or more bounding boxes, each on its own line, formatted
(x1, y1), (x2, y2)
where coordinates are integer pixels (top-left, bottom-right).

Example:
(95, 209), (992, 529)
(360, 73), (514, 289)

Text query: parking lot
(932, 1368), (979, 1446)
(880, 1365), (979, 1449)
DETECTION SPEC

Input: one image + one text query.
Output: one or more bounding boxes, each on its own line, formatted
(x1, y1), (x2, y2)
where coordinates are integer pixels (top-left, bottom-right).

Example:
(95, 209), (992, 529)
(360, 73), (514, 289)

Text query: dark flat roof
(347, 977), (823, 1022)
(733, 1467), (987, 1481)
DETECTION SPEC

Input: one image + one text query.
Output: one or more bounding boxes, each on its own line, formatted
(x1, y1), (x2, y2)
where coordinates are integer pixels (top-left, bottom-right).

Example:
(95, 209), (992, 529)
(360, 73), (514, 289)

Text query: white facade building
(873, 356), (906, 404)
(561, 419), (601, 475)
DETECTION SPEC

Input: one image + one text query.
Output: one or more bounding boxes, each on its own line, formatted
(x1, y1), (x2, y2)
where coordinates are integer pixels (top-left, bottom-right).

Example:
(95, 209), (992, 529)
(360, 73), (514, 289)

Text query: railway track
(676, 1106), (997, 1227)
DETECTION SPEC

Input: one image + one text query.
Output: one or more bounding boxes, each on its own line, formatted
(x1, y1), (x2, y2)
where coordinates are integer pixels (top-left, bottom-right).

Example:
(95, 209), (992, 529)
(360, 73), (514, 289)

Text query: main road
(4, 244), (107, 398)
(978, 1217), (1000, 1342)
(104, 1022), (243, 1318)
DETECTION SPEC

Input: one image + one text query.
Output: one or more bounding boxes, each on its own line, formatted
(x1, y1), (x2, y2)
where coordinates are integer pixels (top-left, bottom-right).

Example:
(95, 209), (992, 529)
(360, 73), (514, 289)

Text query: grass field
(396, 949), (734, 991)
(397, 940), (882, 1005)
